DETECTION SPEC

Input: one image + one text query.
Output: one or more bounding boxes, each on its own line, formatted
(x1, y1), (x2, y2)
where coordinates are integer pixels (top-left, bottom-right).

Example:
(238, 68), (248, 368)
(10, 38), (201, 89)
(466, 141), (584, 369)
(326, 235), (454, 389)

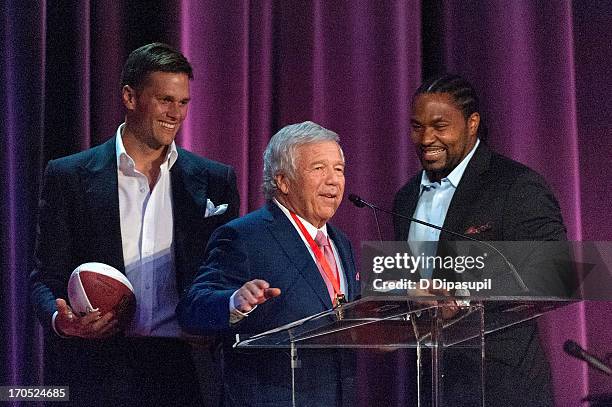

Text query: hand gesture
(233, 279), (281, 313)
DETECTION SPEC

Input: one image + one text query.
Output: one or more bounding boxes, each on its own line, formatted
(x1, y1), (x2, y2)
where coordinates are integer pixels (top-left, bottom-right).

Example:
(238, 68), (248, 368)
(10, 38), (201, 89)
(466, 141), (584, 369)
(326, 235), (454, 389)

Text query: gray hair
(262, 121), (343, 200)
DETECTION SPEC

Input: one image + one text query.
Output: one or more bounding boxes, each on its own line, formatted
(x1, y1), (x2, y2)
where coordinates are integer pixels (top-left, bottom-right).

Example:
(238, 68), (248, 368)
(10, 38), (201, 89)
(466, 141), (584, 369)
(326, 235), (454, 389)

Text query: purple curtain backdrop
(436, 3), (612, 406)
(1, 1), (610, 406)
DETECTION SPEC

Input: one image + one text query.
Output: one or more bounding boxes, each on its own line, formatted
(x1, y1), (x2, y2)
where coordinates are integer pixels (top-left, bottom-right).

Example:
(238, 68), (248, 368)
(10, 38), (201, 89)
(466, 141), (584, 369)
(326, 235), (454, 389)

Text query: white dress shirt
(52, 124), (182, 337)
(116, 124), (180, 337)
(408, 138), (480, 278)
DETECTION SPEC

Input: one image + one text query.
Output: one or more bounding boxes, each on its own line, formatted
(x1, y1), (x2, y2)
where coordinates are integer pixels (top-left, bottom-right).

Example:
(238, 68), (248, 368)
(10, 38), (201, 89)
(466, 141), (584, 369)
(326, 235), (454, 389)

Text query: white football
(67, 262), (136, 327)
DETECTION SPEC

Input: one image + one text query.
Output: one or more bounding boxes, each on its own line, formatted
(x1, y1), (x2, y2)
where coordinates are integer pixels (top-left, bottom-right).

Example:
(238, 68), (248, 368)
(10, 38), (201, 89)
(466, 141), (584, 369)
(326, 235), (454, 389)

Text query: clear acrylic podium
(234, 295), (574, 407)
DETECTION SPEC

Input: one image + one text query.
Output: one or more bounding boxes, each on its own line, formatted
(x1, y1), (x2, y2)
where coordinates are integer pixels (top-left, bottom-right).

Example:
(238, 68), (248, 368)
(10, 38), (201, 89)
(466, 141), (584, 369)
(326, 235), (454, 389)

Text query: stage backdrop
(1, 1), (610, 406)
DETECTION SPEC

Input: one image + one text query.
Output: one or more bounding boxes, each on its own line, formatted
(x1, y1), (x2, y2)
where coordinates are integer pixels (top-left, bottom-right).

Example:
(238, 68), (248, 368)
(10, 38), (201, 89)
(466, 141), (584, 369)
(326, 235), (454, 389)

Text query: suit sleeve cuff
(229, 290), (257, 325)
(51, 311), (70, 338)
(453, 288), (471, 307)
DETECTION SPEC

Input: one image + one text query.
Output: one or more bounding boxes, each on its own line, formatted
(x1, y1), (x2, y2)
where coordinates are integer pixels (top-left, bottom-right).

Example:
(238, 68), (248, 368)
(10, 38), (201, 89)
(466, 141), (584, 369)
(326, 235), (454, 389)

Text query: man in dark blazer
(393, 74), (568, 406)
(177, 121), (360, 407)
(30, 43), (239, 406)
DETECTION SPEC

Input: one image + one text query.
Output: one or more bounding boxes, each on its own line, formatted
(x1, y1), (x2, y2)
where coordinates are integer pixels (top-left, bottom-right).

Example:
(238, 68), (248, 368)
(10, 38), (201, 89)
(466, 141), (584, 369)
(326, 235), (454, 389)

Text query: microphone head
(348, 194), (366, 208)
(563, 340), (581, 357)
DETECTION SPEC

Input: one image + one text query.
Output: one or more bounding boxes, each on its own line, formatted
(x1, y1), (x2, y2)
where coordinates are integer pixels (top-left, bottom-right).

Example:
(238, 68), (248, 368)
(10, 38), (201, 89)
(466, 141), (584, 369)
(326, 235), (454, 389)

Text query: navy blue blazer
(30, 136), (240, 333)
(177, 202), (360, 406)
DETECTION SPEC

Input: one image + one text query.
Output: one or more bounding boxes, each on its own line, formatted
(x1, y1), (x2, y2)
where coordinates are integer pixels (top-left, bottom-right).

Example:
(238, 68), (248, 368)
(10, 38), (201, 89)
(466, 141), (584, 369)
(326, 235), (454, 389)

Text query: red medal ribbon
(289, 212), (343, 300)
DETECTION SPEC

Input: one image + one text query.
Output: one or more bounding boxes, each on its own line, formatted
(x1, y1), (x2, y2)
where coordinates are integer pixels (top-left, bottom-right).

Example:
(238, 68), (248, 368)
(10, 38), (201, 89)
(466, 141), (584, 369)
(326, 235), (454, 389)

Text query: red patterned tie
(315, 230), (339, 300)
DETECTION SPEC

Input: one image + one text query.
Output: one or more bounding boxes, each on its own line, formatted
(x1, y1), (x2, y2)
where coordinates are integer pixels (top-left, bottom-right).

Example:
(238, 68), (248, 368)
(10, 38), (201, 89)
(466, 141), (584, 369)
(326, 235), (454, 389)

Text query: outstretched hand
(233, 279), (281, 313)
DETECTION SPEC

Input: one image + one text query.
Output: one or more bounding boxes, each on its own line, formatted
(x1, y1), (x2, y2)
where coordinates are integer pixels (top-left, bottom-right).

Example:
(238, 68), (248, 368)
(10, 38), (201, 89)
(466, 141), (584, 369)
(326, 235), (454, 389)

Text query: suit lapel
(170, 150), (209, 288)
(327, 225), (359, 301)
(433, 144), (493, 281)
(171, 149), (209, 217)
(441, 143), (492, 239)
(264, 203), (334, 309)
(79, 138), (125, 272)
(399, 175), (422, 241)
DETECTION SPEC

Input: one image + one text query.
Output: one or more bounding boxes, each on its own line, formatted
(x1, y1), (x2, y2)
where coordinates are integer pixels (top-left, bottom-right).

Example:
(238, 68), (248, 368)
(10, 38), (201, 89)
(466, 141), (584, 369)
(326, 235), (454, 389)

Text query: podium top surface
(234, 296), (576, 349)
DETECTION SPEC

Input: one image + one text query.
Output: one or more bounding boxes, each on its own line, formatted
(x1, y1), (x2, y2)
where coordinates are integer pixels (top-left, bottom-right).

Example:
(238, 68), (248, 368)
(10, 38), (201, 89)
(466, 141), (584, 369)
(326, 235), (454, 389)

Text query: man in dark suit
(177, 121), (360, 406)
(393, 74), (568, 406)
(30, 43), (239, 406)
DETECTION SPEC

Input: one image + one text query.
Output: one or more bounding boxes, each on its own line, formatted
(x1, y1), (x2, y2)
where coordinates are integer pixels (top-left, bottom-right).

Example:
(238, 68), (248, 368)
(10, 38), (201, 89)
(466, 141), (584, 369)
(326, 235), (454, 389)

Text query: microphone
(348, 194), (383, 243)
(348, 193), (529, 292)
(564, 340), (612, 376)
(348, 194), (367, 208)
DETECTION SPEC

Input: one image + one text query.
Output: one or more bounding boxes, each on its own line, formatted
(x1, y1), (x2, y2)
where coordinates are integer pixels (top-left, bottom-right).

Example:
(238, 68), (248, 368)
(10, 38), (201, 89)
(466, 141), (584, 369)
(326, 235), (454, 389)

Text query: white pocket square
(205, 199), (228, 218)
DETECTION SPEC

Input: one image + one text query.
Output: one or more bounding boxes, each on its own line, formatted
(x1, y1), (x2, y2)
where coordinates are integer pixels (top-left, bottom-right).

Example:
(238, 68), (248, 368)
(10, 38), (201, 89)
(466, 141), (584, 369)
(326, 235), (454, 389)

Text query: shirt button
(145, 285), (151, 290)
(139, 187), (145, 193)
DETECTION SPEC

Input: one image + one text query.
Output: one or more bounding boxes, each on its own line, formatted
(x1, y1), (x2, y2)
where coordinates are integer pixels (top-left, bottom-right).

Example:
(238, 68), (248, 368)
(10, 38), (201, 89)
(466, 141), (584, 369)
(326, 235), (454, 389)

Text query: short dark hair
(120, 42), (193, 90)
(414, 74), (488, 141)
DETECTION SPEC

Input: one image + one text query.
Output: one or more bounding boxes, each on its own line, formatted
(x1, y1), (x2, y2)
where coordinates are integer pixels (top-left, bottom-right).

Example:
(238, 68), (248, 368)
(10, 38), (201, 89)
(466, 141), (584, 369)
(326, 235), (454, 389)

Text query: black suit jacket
(394, 143), (566, 243)
(29, 136), (239, 405)
(178, 202), (360, 406)
(393, 142), (567, 406)
(30, 137), (239, 332)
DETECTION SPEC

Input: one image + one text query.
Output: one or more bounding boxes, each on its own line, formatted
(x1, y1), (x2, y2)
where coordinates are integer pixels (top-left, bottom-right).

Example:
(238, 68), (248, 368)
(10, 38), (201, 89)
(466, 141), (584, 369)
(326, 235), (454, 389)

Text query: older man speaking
(177, 121), (360, 406)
